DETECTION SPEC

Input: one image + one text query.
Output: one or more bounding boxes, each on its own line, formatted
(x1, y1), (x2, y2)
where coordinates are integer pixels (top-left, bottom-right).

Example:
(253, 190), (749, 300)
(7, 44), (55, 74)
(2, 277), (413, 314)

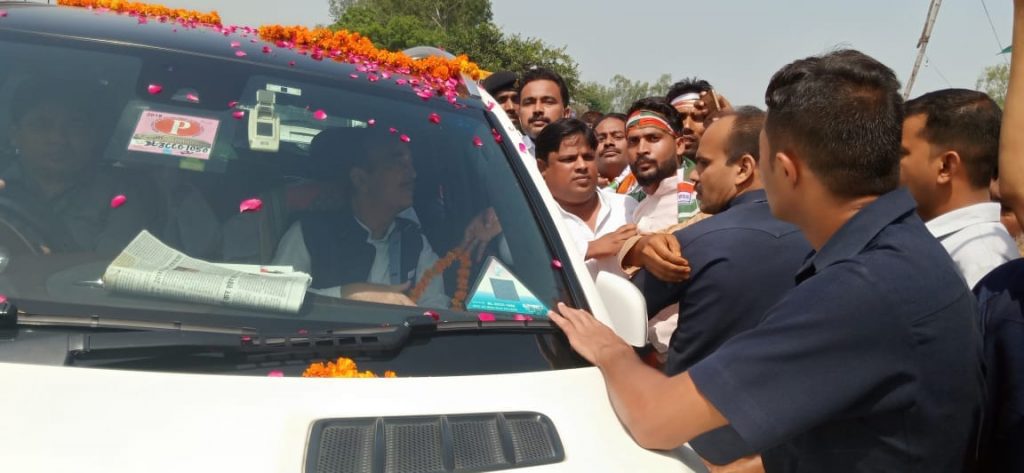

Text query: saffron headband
(669, 92), (701, 106)
(626, 110), (676, 135)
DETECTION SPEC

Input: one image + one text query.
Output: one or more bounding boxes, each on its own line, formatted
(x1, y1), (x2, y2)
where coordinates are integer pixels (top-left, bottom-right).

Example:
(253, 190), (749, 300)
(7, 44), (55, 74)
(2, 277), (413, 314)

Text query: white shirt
(272, 219), (449, 309)
(633, 175), (680, 233)
(556, 191), (638, 276)
(926, 202), (1019, 289)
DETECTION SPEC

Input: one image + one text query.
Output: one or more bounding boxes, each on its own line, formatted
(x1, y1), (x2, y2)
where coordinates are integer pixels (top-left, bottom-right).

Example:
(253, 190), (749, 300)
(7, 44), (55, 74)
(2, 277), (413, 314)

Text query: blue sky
(162, 0), (1013, 108)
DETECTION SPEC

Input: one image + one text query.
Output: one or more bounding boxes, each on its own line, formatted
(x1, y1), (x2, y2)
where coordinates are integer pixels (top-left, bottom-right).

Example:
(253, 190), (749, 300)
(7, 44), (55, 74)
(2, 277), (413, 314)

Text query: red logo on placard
(153, 117), (202, 137)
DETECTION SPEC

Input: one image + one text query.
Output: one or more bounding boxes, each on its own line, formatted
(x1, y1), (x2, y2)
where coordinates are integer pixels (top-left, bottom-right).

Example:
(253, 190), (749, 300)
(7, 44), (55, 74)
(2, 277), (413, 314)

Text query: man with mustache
(624, 98), (693, 233)
(518, 67), (571, 156)
(536, 118), (637, 275)
(593, 113), (639, 195)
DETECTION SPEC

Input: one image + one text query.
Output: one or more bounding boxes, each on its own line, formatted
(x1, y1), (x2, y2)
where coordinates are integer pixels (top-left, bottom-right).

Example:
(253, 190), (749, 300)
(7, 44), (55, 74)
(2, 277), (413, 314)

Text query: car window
(0, 32), (572, 335)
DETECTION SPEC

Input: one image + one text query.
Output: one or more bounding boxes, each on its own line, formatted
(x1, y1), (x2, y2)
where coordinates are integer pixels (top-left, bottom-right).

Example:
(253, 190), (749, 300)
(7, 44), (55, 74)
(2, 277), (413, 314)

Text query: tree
(977, 63), (1009, 107)
(327, 0), (581, 99)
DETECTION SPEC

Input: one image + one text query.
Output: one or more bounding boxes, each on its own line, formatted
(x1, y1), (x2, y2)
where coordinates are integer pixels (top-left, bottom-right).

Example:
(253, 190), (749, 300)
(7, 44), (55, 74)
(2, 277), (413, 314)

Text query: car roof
(0, 2), (481, 106)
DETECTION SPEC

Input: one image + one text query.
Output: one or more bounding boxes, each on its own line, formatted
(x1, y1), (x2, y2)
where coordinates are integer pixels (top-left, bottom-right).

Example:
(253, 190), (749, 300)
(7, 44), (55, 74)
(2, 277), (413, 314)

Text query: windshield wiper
(0, 302), (554, 365)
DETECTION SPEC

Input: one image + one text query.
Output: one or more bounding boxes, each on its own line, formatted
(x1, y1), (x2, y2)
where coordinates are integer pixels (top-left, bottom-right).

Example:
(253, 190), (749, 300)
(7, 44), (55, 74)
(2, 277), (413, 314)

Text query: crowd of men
(480, 6), (1024, 470)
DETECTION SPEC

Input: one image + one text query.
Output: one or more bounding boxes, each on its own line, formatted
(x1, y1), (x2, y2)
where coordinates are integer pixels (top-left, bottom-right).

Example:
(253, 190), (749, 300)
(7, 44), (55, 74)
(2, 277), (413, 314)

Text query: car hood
(0, 363), (705, 472)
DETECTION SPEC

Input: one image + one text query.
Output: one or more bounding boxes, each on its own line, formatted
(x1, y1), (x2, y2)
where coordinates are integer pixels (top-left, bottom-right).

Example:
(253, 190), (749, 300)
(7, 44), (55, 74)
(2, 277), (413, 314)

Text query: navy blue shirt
(639, 189), (810, 376)
(689, 189), (985, 472)
(974, 259), (1024, 473)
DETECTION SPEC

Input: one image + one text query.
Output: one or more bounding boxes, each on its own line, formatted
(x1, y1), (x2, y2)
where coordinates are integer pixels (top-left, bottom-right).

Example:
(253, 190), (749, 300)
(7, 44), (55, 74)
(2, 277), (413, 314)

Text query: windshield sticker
(466, 257), (549, 316)
(128, 110), (220, 160)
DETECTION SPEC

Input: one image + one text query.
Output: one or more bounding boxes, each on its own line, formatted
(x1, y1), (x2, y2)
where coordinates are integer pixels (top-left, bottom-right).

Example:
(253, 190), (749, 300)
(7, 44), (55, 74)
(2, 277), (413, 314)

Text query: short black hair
(665, 78), (713, 102)
(594, 112), (627, 130)
(519, 67), (570, 106)
(905, 89), (1001, 189)
(626, 97), (683, 135)
(764, 49), (904, 198)
(717, 106), (766, 165)
(534, 118), (596, 162)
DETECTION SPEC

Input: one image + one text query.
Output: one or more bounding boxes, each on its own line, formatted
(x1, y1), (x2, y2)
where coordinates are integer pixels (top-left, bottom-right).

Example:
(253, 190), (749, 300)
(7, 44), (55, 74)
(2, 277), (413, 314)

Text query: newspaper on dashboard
(102, 230), (311, 313)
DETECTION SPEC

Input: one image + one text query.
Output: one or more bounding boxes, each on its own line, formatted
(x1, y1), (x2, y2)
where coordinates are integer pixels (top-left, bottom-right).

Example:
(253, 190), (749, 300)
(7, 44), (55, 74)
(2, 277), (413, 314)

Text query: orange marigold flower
(301, 357), (397, 378)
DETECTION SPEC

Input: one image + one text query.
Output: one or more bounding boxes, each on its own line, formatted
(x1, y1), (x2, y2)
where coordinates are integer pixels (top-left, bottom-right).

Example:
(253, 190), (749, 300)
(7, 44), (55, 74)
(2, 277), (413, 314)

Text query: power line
(925, 54), (954, 88)
(979, 0), (1010, 64)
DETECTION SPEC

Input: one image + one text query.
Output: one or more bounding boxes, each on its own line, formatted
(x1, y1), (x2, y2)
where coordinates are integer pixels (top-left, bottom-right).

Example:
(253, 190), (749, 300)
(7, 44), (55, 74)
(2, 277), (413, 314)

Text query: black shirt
(689, 189), (984, 472)
(974, 259), (1024, 472)
(640, 189), (810, 375)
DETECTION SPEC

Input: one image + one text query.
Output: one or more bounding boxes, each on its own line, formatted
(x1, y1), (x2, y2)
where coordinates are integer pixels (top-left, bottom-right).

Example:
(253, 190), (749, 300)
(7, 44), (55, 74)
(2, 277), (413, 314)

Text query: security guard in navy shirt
(549, 49), (984, 473)
(626, 107), (810, 376)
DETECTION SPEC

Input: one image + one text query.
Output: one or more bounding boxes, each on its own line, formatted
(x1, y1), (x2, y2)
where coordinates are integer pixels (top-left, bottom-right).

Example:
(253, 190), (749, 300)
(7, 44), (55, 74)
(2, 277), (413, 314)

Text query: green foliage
(328, 0), (579, 97)
(326, 0), (671, 114)
(977, 63), (1009, 108)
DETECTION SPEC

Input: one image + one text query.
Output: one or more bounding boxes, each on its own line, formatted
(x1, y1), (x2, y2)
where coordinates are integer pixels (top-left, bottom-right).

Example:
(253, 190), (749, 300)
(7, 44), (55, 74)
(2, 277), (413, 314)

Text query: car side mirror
(593, 272), (648, 347)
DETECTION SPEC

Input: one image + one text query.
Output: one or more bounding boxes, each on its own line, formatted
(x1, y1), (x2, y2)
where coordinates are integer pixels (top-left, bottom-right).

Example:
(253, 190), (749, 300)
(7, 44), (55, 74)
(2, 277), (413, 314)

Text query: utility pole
(905, 0), (943, 99)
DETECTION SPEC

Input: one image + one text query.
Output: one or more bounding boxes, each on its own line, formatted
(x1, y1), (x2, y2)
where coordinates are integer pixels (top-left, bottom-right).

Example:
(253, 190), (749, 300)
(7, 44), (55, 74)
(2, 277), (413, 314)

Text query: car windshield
(0, 17), (575, 340)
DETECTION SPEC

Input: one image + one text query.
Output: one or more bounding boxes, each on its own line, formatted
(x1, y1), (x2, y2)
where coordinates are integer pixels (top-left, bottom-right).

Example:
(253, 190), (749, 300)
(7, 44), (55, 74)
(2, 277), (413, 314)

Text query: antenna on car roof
(401, 46), (482, 98)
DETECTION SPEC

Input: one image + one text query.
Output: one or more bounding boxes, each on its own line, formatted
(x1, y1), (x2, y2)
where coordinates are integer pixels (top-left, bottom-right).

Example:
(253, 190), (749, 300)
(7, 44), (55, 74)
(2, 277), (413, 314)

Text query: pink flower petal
(551, 259), (563, 270)
(472, 136), (483, 148)
(368, 74), (379, 83)
(416, 89), (433, 100)
(312, 109), (327, 121)
(239, 198), (263, 213)
(491, 128), (503, 143)
(229, 41), (241, 48)
(349, 73), (359, 79)
(428, 113), (441, 124)
(478, 313), (496, 322)
(395, 79), (407, 85)
(0, 10), (7, 18)
(185, 93), (199, 103)
(227, 100), (239, 108)
(261, 46), (271, 54)
(486, 102), (496, 111)
(137, 16), (148, 24)
(423, 310), (440, 321)
(147, 84), (163, 95)
(367, 119), (376, 126)
(399, 134), (411, 143)
(381, 72), (392, 79)
(388, 127), (398, 134)
(234, 50), (247, 58)
(0, 294), (7, 304)
(519, 143), (528, 153)
(297, 328), (309, 335)
(288, 61), (296, 67)
(267, 370), (284, 377)
(513, 314), (534, 321)
(110, 194), (127, 209)
(232, 110), (245, 120)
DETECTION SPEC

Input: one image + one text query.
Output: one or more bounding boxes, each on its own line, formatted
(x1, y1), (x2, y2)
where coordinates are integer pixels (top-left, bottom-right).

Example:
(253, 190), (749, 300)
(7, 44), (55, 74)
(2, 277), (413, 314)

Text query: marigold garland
(56, 0), (484, 83)
(409, 247), (472, 311)
(57, 0), (221, 26)
(303, 356), (397, 378)
(256, 25), (483, 82)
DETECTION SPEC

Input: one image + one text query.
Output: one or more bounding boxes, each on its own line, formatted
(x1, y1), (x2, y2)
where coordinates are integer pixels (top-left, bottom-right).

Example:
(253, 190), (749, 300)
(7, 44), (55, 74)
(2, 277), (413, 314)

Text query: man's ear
(936, 151), (960, 185)
(775, 150), (800, 189)
(562, 106), (571, 119)
(536, 157), (549, 174)
(735, 154), (757, 185)
(674, 136), (687, 157)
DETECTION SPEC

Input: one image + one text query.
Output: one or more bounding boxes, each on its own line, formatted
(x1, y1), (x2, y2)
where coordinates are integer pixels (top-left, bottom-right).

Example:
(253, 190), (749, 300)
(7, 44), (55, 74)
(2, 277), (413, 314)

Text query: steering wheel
(0, 196), (54, 255)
